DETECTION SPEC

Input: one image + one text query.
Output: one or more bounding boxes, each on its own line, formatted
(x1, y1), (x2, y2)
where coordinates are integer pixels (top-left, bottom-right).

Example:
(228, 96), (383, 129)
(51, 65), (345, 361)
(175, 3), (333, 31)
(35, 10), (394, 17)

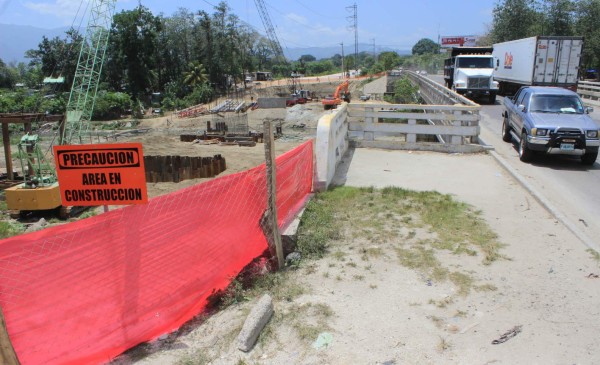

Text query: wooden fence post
(263, 120), (284, 269)
(0, 306), (20, 365)
(2, 123), (13, 180)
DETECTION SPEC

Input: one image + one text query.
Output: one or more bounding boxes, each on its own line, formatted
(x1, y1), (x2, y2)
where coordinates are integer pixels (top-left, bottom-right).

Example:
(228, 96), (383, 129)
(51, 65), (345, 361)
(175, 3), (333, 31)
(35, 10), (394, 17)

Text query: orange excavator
(322, 80), (350, 110)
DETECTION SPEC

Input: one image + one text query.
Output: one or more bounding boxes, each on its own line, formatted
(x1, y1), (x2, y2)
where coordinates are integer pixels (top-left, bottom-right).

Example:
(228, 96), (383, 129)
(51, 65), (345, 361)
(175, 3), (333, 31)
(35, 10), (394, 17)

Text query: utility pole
(346, 3), (358, 74)
(371, 38), (376, 61)
(340, 42), (345, 78)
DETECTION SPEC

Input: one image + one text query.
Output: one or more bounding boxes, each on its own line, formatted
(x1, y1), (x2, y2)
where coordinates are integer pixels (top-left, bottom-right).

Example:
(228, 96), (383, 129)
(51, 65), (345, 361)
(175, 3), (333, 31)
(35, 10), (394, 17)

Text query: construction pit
(0, 78), (368, 217)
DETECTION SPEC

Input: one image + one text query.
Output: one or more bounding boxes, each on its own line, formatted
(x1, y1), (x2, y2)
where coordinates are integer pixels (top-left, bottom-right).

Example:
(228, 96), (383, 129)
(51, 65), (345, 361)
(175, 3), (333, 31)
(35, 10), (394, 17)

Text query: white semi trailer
(492, 36), (583, 96)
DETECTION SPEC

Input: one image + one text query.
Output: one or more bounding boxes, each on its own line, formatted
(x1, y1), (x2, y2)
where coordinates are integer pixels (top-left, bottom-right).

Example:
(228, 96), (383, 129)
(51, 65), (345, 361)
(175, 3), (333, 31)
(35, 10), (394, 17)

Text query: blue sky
(0, 0), (497, 50)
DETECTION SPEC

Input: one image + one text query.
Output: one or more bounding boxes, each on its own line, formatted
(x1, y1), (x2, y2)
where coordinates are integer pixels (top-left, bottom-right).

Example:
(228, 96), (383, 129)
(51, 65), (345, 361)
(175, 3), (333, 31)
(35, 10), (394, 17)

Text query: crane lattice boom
(63, 0), (116, 144)
(253, 0), (285, 64)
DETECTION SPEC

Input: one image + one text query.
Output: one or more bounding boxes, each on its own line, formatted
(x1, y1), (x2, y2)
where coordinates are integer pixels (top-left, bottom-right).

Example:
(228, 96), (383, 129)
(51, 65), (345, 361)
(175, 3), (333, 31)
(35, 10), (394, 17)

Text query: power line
(293, 0), (345, 20)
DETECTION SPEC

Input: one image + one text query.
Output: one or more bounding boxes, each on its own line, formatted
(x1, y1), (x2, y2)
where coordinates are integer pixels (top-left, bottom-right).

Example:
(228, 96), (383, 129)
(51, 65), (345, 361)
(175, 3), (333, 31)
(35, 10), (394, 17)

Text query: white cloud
(24, 0), (84, 19)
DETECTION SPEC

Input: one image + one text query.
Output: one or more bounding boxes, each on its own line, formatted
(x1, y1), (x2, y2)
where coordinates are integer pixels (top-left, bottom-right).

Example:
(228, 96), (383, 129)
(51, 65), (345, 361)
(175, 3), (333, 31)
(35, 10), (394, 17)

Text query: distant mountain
(0, 24), (69, 64)
(283, 43), (411, 61)
(0, 23), (411, 65)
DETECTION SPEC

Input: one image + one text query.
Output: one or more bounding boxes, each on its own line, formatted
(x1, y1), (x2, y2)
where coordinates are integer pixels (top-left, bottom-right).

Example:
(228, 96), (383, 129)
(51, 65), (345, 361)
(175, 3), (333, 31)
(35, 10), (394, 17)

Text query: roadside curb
(479, 135), (600, 253)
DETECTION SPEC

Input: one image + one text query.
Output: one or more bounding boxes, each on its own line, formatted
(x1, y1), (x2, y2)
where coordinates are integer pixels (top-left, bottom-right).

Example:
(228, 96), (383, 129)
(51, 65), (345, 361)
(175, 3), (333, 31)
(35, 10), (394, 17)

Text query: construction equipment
(322, 80), (351, 110)
(5, 0), (116, 218)
(253, 0), (306, 98)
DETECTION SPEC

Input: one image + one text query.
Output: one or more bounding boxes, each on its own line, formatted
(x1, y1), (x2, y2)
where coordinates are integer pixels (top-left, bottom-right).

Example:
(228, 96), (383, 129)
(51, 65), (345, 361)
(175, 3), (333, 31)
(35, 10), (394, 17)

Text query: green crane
(63, 0), (116, 145)
(6, 0), (116, 217)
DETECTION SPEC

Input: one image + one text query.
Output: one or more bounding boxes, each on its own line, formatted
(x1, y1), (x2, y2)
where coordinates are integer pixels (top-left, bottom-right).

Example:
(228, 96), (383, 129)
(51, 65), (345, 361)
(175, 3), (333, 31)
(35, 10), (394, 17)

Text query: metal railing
(578, 81), (600, 107)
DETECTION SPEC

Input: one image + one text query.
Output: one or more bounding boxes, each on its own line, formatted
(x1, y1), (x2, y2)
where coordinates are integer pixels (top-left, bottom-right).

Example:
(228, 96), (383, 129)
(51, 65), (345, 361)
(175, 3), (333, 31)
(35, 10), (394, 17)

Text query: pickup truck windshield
(456, 57), (493, 68)
(529, 95), (585, 114)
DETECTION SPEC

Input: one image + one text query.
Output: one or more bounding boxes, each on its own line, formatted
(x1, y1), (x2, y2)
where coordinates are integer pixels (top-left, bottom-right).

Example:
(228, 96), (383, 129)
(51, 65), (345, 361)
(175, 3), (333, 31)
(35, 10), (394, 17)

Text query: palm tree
(183, 61), (208, 87)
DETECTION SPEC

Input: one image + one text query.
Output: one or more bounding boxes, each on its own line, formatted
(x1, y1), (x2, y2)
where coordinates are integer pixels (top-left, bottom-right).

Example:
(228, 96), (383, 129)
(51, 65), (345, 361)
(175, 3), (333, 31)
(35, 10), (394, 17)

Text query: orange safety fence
(0, 140), (314, 365)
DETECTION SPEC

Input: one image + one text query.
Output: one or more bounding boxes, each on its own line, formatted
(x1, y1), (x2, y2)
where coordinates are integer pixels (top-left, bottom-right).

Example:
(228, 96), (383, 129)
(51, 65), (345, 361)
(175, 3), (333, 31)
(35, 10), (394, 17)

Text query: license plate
(560, 143), (574, 151)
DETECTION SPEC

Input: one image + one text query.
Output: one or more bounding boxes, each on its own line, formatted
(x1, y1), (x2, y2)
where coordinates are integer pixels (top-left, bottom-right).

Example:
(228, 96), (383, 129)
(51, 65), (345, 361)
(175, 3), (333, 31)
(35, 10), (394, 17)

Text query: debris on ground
(492, 325), (522, 345)
(236, 294), (274, 352)
(312, 332), (333, 350)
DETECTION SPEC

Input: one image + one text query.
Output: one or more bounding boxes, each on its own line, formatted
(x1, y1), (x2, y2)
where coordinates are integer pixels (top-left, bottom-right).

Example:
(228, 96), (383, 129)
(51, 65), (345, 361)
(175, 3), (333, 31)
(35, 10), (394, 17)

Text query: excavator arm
(322, 80), (350, 110)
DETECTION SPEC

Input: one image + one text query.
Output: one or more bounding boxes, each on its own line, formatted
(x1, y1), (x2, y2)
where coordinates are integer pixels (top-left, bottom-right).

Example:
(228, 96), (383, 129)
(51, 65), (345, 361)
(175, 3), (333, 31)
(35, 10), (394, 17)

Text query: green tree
(575, 0), (600, 74)
(412, 38), (440, 55)
(378, 51), (401, 71)
(25, 29), (82, 90)
(541, 0), (575, 35)
(299, 54), (316, 62)
(0, 59), (16, 88)
(105, 5), (162, 100)
(183, 84), (214, 106)
(386, 77), (420, 104)
(183, 61), (208, 87)
(92, 91), (132, 120)
(491, 0), (538, 42)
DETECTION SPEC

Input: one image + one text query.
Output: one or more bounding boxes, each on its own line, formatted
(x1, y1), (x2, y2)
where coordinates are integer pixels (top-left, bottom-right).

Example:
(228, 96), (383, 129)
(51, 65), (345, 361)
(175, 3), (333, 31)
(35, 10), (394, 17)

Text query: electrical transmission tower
(347, 3), (358, 73)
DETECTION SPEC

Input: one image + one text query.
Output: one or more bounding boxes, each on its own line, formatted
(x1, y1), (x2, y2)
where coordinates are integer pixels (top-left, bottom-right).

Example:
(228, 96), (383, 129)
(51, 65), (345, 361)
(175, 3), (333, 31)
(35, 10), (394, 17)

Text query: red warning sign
(53, 143), (148, 206)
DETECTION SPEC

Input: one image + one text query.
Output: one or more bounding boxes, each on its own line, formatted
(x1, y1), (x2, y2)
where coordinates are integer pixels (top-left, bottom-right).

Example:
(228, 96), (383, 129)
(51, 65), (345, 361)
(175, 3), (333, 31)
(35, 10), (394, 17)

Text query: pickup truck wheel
(501, 118), (512, 142)
(518, 132), (533, 162)
(581, 151), (598, 166)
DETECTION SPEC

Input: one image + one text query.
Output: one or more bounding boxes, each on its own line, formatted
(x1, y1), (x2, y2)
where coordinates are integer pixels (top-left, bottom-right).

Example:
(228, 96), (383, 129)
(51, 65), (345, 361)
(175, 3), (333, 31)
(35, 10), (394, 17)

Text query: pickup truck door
(511, 90), (531, 133)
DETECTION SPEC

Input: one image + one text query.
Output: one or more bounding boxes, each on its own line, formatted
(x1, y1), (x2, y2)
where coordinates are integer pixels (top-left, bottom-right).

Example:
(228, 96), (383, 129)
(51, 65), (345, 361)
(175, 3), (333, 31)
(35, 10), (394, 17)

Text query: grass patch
(297, 186), (503, 300)
(289, 303), (333, 340)
(263, 302), (333, 345)
(396, 246), (448, 282)
(0, 221), (25, 239)
(454, 310), (468, 318)
(296, 192), (344, 258)
(475, 283), (498, 292)
(176, 349), (210, 365)
(449, 271), (474, 296)
(587, 248), (600, 264)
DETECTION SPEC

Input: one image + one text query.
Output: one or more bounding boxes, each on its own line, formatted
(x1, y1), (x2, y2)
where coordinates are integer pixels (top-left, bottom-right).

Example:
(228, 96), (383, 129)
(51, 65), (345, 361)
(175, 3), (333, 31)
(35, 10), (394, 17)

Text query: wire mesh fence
(0, 139), (313, 364)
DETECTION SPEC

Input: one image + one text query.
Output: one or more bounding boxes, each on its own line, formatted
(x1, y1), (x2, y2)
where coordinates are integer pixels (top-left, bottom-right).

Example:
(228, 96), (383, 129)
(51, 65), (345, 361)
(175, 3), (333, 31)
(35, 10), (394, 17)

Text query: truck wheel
(581, 151), (598, 166)
(501, 117), (512, 142)
(488, 94), (496, 104)
(518, 132), (533, 162)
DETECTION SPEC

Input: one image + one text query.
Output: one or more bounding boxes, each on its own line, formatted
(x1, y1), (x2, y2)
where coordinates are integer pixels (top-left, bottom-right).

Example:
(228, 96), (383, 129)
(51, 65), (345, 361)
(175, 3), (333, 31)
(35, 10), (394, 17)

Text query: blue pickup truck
(502, 86), (600, 165)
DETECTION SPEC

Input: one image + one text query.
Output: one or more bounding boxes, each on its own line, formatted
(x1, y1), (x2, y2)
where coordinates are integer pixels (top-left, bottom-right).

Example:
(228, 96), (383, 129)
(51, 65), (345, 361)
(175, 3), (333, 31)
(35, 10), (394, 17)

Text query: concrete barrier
(236, 294), (274, 352)
(315, 104), (349, 191)
(257, 98), (286, 109)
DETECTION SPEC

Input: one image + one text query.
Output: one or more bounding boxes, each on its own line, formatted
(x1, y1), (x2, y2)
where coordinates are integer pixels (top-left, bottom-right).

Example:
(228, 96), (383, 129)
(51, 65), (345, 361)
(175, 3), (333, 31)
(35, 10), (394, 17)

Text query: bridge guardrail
(578, 81), (600, 107)
(315, 73), (483, 190)
(315, 104), (349, 191)
(405, 70), (478, 106)
(347, 103), (482, 152)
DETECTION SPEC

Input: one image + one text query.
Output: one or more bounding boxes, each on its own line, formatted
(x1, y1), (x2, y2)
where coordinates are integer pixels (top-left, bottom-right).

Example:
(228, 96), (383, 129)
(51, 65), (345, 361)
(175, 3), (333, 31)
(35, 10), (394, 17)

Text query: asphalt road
(479, 96), (600, 247)
(430, 74), (600, 248)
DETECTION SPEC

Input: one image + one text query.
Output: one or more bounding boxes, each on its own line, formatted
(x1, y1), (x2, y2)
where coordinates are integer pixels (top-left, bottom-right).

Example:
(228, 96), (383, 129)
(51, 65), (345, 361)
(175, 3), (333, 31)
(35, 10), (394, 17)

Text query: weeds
(437, 336), (451, 352)
(176, 348), (210, 365)
(587, 249), (600, 265)
(0, 221), (25, 239)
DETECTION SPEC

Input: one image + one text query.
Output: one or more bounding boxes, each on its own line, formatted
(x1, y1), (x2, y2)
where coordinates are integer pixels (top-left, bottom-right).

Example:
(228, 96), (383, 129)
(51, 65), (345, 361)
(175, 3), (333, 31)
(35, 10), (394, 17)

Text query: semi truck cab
(444, 47), (499, 104)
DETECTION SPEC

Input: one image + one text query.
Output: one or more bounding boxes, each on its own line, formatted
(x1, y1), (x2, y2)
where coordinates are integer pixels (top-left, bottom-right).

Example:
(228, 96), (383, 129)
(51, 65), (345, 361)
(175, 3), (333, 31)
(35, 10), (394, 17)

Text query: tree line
(0, 2), (401, 118)
(4, 0), (599, 119)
